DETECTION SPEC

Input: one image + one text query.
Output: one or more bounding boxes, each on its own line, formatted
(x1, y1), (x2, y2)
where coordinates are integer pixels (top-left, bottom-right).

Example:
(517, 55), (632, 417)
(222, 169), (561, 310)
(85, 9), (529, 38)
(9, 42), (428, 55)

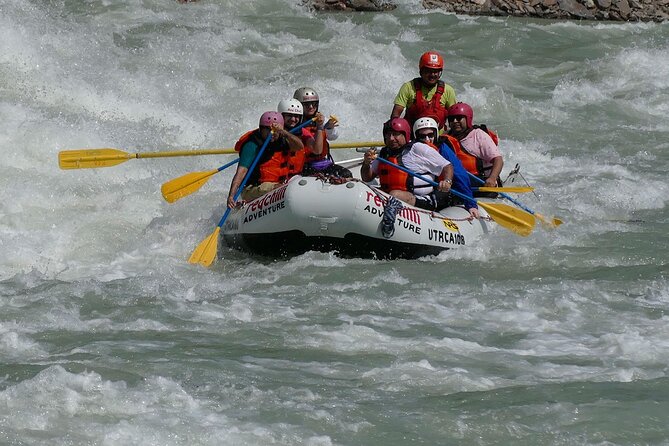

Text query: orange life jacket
(404, 78), (448, 130)
(442, 125), (499, 181)
(286, 127), (312, 175)
(234, 129), (291, 185)
(233, 129), (255, 153)
(302, 124), (331, 164)
(378, 143), (440, 193)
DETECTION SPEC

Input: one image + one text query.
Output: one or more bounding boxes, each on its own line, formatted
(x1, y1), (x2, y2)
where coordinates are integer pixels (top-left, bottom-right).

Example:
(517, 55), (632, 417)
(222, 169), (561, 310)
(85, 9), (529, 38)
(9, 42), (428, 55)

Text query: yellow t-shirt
(393, 80), (457, 109)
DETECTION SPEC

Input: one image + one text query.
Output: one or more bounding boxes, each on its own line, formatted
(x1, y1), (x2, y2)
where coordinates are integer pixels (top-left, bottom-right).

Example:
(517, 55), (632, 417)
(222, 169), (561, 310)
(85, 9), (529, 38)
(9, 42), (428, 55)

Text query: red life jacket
(404, 78), (448, 129)
(378, 143), (440, 193)
(234, 129), (291, 184)
(443, 125), (500, 181)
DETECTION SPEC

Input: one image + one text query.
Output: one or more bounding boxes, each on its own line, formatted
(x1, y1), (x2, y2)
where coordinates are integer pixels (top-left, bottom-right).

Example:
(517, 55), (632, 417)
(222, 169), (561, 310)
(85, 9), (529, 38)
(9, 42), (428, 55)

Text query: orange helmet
(419, 51), (444, 70)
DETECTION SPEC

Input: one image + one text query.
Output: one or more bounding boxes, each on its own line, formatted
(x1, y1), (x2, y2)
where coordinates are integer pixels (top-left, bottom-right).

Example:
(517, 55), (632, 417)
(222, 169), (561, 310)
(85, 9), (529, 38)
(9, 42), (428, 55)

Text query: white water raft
(221, 175), (493, 259)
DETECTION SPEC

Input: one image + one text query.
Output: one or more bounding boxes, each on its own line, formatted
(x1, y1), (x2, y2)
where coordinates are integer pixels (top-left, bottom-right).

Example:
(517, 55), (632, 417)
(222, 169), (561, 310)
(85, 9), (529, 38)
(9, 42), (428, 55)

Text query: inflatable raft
(221, 175), (493, 259)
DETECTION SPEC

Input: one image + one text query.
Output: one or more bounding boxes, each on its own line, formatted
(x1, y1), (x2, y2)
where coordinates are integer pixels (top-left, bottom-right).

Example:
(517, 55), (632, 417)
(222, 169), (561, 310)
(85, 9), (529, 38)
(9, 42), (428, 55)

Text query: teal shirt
(239, 139), (261, 169)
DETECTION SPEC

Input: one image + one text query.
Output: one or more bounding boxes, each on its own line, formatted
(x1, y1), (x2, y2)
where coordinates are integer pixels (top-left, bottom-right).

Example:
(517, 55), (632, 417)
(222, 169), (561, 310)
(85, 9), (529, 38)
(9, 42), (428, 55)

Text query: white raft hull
(222, 176), (492, 259)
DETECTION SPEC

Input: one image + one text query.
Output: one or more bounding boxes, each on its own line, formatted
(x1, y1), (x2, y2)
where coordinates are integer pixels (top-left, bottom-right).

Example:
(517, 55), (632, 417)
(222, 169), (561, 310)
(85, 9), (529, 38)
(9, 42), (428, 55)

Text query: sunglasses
(447, 115), (465, 122)
(416, 131), (437, 141)
(303, 101), (319, 108)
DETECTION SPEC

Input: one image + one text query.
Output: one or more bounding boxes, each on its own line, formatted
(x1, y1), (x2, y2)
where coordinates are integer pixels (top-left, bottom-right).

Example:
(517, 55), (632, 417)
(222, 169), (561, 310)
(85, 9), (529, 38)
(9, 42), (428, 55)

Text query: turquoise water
(1, 1), (668, 444)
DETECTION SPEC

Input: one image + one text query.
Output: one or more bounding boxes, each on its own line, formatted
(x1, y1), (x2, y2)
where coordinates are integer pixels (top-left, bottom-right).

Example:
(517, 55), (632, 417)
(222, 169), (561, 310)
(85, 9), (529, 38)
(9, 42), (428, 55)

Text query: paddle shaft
(473, 186), (534, 193)
(217, 158), (239, 172)
(467, 172), (535, 214)
(66, 141), (385, 165)
(83, 144), (383, 161)
(127, 149), (237, 160)
(331, 141), (383, 149)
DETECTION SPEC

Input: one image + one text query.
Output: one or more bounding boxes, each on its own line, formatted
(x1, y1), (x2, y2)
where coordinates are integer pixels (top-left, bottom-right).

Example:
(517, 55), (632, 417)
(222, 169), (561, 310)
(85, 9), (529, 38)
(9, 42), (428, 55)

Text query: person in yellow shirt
(390, 51), (457, 131)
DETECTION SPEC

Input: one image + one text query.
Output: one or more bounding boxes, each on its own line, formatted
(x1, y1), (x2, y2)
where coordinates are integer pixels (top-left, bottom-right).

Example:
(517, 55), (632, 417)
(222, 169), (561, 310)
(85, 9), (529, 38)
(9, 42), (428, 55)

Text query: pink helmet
(447, 102), (474, 128)
(383, 118), (411, 142)
(259, 111), (284, 128)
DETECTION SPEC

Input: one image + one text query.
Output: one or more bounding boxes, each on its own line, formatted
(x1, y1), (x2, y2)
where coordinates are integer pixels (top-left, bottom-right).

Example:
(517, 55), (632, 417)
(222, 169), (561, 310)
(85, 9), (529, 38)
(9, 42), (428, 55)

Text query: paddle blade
(161, 170), (217, 203)
(475, 186), (535, 193)
(537, 213), (563, 229)
(59, 148), (131, 169)
(188, 227), (221, 267)
(478, 202), (536, 237)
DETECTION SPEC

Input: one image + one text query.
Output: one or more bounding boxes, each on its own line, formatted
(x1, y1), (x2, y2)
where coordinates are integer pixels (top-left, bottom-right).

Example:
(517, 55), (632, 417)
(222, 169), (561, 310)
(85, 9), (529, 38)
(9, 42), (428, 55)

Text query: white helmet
(293, 87), (319, 103)
(277, 98), (303, 116)
(413, 117), (438, 138)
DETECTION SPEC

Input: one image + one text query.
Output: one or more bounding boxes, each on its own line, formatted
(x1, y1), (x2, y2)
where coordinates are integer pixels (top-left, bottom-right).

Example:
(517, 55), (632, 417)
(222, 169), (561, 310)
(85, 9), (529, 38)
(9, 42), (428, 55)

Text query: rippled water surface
(1, 0), (668, 444)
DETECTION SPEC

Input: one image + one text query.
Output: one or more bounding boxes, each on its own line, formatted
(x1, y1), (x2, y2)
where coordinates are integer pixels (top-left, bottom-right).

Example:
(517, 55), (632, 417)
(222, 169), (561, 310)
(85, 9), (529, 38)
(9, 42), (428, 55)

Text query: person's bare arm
(227, 166), (249, 208)
(485, 156), (503, 187)
(391, 104), (404, 119)
(360, 149), (377, 182)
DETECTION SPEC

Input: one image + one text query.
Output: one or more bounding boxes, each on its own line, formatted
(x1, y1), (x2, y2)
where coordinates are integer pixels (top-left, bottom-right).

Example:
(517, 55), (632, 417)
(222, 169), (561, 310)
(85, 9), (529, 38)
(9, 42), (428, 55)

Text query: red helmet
(383, 118), (411, 142)
(447, 102), (473, 128)
(259, 111), (284, 127)
(419, 51), (444, 70)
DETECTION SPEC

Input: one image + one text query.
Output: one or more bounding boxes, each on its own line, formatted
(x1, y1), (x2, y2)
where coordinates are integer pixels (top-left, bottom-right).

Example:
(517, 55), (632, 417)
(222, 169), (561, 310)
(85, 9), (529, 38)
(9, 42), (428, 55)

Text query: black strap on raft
(381, 196), (404, 239)
(503, 163), (539, 200)
(503, 163), (521, 183)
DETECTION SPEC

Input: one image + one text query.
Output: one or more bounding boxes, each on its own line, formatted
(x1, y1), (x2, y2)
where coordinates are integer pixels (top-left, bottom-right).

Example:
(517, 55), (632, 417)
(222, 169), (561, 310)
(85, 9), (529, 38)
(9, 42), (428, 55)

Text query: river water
(1, 0), (668, 444)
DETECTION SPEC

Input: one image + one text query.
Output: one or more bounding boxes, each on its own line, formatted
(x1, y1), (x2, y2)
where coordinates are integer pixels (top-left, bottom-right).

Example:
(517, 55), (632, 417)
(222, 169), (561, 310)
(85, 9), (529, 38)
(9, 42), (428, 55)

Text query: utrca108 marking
(427, 229), (465, 245)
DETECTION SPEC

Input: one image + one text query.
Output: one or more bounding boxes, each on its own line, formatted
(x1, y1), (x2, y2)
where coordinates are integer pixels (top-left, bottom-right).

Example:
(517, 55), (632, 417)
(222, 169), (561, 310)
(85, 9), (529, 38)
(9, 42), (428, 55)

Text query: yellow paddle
(189, 227), (221, 267)
(189, 134), (274, 267)
(58, 148), (236, 170)
(58, 141), (386, 170)
(538, 214), (563, 228)
(375, 158), (536, 237)
(476, 202), (535, 237)
(161, 159), (239, 204)
(467, 172), (562, 229)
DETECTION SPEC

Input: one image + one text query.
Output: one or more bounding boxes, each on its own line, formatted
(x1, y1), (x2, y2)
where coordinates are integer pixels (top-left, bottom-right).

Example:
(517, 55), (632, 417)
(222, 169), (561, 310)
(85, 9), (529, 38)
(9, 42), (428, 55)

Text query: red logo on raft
(245, 185), (288, 214)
